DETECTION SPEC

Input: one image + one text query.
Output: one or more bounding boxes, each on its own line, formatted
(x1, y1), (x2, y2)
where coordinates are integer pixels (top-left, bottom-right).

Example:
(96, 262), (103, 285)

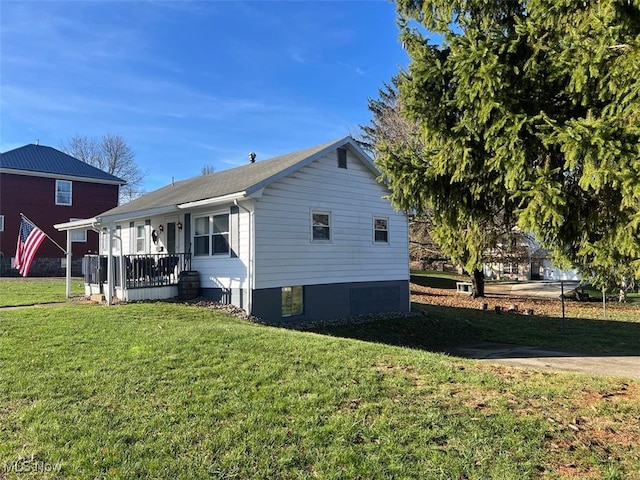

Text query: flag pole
(20, 213), (67, 254)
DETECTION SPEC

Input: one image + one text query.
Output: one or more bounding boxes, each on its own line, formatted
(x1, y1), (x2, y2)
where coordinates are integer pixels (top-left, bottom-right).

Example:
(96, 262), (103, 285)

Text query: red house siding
(0, 173), (119, 261)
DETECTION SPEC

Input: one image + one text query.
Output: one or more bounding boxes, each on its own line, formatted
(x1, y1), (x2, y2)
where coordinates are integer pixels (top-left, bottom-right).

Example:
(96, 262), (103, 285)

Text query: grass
(410, 270), (467, 289)
(0, 278), (84, 307)
(316, 303), (640, 355)
(577, 285), (640, 303)
(1, 300), (640, 479)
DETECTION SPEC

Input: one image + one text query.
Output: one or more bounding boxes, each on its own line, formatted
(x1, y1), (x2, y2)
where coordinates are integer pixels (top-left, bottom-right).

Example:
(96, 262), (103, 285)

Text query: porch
(84, 252), (193, 301)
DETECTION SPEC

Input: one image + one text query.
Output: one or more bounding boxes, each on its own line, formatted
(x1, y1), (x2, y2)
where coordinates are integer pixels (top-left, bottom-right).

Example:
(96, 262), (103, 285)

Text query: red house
(0, 144), (125, 276)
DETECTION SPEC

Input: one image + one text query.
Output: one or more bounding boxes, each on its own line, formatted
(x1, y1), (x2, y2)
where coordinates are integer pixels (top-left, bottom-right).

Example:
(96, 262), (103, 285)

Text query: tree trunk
(619, 289), (627, 303)
(471, 268), (485, 298)
(619, 277), (631, 303)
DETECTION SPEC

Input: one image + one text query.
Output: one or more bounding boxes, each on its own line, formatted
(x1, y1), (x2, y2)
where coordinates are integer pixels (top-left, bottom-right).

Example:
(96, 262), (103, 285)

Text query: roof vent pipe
(249, 152), (256, 163)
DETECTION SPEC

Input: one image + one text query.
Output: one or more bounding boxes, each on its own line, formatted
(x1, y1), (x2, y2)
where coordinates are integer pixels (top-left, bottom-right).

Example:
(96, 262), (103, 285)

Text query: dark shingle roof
(99, 137), (376, 219)
(0, 144), (125, 184)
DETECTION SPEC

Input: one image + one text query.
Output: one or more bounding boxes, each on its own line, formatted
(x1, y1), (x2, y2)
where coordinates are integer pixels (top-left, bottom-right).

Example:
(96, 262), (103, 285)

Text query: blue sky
(1, 0), (409, 192)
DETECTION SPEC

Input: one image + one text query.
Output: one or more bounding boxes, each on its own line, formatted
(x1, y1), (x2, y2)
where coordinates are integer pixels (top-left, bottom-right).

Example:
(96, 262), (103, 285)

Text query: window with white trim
(112, 225), (121, 253)
(194, 213), (230, 256)
(282, 286), (303, 316)
(374, 217), (389, 243)
(0, 215), (4, 232)
(70, 218), (87, 242)
(136, 224), (147, 253)
(55, 180), (72, 206)
(311, 211), (331, 242)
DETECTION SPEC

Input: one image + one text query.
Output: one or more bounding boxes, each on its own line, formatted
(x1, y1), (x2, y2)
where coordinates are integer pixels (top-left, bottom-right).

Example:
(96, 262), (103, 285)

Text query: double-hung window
(374, 217), (389, 243)
(311, 211), (331, 242)
(56, 180), (72, 206)
(194, 213), (230, 256)
(194, 217), (210, 256)
(136, 225), (147, 253)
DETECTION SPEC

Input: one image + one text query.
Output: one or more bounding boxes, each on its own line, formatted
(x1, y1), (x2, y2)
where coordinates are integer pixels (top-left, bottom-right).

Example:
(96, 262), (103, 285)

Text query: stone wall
(0, 257), (84, 277)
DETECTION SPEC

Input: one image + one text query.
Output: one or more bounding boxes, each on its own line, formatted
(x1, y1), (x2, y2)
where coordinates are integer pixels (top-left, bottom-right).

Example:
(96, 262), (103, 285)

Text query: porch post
(65, 231), (72, 298)
(106, 224), (114, 306)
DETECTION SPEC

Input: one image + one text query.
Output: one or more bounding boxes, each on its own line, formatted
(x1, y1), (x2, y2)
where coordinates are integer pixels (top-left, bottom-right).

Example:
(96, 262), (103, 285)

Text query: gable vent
(337, 147), (347, 169)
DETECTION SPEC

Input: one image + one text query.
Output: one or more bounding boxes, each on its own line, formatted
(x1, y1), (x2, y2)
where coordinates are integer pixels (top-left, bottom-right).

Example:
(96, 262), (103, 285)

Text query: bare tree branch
(61, 134), (144, 204)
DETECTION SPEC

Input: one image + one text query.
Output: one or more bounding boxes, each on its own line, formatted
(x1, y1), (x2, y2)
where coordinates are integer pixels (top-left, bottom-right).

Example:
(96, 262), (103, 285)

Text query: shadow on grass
(308, 303), (640, 357)
(409, 274), (462, 290)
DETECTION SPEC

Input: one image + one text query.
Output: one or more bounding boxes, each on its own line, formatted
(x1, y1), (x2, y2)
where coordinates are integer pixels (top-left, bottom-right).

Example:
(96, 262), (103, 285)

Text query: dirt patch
(412, 284), (562, 316)
(411, 283), (636, 319)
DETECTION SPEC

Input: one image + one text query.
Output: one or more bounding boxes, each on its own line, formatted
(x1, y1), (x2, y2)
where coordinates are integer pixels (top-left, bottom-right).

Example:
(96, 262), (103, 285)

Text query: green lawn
(1, 302), (639, 479)
(0, 278), (84, 307)
(410, 270), (467, 289)
(316, 303), (640, 355)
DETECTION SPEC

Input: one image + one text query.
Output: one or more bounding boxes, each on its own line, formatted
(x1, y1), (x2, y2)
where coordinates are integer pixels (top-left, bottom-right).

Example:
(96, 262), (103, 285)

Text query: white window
(212, 214), (230, 254)
(136, 225), (147, 253)
(0, 215), (4, 232)
(70, 218), (87, 242)
(282, 286), (303, 316)
(112, 226), (121, 253)
(194, 216), (210, 256)
(311, 211), (331, 242)
(55, 180), (72, 206)
(194, 213), (230, 256)
(374, 217), (389, 243)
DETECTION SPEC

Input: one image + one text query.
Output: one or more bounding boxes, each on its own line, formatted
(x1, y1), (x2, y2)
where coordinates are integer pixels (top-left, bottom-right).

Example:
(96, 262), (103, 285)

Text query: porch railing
(84, 253), (192, 289)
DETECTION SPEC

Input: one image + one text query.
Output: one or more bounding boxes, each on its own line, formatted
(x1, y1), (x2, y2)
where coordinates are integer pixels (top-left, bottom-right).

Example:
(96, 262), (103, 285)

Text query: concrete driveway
(485, 281), (581, 299)
(449, 342), (640, 379)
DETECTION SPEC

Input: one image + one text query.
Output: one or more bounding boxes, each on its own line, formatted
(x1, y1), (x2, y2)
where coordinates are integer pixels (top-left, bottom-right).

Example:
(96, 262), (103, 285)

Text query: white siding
(116, 285), (178, 302)
(254, 150), (409, 289)
(109, 215), (187, 256)
(99, 208), (250, 294)
(540, 260), (581, 281)
(190, 204), (251, 290)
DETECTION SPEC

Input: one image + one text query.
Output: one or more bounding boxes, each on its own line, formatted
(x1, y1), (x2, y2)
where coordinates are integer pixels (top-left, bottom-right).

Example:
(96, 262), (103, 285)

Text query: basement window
(282, 286), (303, 316)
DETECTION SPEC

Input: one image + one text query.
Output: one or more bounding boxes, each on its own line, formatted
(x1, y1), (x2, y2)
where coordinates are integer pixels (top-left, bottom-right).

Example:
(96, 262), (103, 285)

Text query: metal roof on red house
(0, 144), (125, 184)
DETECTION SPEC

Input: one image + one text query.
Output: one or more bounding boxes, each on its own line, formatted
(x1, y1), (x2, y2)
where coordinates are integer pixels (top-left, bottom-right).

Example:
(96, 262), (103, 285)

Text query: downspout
(234, 199), (253, 315)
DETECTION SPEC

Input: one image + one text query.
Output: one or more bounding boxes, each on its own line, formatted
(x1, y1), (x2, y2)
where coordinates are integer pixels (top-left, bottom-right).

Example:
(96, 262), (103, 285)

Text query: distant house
(56, 137), (410, 324)
(0, 144), (125, 275)
(483, 231), (580, 281)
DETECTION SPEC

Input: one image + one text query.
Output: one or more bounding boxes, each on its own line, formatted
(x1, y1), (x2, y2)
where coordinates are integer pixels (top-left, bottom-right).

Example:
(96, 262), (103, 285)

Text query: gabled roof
(97, 136), (377, 221)
(0, 144), (125, 184)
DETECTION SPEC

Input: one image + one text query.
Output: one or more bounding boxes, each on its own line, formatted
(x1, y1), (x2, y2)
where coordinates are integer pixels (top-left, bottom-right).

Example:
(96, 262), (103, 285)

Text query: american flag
(15, 216), (46, 277)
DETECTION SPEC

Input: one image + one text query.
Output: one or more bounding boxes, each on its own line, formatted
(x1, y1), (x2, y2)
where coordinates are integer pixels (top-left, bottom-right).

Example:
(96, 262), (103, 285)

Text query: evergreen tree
(377, 0), (640, 294)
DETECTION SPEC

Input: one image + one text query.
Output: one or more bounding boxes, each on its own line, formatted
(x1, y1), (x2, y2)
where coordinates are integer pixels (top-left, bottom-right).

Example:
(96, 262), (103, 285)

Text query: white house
(55, 137), (410, 323)
(483, 234), (581, 282)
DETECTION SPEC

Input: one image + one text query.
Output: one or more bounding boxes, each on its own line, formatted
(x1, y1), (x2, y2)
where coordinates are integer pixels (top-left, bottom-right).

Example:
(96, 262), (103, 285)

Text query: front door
(167, 222), (176, 254)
